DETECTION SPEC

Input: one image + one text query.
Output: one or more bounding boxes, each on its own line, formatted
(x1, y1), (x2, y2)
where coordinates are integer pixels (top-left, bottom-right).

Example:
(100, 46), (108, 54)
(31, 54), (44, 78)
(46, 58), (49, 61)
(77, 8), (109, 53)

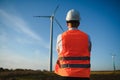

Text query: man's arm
(89, 41), (92, 52)
(56, 34), (62, 53)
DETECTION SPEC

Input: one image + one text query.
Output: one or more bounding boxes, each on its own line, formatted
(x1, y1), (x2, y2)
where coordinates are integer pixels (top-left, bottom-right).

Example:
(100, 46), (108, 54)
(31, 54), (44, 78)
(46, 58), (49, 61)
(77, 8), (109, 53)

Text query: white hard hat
(66, 9), (80, 21)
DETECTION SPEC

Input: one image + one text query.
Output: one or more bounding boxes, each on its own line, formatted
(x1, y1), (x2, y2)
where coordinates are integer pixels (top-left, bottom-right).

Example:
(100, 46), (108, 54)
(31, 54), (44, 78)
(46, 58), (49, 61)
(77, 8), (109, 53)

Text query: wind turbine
(34, 5), (64, 72)
(111, 53), (116, 72)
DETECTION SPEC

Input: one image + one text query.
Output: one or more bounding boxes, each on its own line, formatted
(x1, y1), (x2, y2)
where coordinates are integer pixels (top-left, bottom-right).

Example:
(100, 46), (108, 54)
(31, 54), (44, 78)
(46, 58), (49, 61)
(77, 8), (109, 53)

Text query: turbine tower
(34, 5), (64, 72)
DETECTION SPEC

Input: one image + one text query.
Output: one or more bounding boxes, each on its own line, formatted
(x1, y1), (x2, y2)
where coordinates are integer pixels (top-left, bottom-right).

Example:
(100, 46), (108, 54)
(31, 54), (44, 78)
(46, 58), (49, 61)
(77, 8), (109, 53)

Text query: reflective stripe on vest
(61, 64), (90, 68)
(59, 56), (90, 60)
(59, 56), (90, 68)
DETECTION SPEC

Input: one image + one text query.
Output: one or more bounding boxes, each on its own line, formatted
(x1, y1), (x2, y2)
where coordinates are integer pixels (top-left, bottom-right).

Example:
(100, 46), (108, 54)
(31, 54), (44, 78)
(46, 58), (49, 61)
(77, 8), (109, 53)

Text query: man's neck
(68, 27), (78, 30)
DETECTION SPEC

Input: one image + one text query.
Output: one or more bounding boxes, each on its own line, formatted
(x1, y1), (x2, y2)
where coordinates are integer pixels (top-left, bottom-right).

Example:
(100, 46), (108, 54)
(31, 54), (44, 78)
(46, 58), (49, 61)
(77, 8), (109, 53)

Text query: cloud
(0, 9), (49, 48)
(0, 9), (41, 41)
(16, 37), (34, 44)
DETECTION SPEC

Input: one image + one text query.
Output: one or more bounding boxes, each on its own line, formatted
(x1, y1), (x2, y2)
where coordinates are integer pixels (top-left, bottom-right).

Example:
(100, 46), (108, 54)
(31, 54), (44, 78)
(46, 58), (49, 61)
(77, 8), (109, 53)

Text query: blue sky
(0, 0), (120, 71)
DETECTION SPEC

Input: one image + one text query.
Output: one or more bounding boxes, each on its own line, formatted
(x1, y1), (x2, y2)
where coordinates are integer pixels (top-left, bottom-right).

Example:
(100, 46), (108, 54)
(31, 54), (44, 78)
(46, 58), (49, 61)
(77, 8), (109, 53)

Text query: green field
(0, 68), (120, 80)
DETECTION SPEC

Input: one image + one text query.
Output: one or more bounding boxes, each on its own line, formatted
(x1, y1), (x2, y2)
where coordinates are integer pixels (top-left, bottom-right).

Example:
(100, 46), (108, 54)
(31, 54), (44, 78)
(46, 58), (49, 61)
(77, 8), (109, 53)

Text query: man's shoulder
(60, 31), (68, 36)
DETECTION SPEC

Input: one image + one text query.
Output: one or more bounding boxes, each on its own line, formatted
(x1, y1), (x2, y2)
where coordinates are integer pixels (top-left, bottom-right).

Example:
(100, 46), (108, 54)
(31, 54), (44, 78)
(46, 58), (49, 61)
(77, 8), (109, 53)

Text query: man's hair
(66, 20), (79, 28)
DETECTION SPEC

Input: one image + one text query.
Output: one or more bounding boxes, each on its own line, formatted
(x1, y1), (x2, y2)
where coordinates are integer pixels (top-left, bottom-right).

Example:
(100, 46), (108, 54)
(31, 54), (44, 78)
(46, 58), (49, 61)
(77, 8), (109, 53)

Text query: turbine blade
(55, 18), (64, 32)
(53, 5), (59, 16)
(33, 16), (51, 18)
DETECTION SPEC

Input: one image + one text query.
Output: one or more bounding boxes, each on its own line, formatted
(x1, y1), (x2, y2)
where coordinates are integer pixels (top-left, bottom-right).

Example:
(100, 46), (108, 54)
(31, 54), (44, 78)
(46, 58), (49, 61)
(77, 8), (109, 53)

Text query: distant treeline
(0, 67), (46, 72)
(0, 67), (120, 80)
(0, 67), (59, 80)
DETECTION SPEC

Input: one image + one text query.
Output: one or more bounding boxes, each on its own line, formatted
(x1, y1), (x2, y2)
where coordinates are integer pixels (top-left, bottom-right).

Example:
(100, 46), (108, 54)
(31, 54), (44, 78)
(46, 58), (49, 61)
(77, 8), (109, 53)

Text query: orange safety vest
(55, 30), (90, 77)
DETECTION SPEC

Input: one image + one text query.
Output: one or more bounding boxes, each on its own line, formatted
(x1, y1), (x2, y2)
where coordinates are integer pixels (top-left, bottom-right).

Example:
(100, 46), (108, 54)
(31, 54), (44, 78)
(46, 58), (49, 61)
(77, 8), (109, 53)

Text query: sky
(0, 0), (120, 71)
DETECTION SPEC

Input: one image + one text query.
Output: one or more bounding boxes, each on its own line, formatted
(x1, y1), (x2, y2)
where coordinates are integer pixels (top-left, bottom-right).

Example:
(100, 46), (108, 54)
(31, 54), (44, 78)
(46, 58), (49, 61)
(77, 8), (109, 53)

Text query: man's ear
(66, 23), (69, 27)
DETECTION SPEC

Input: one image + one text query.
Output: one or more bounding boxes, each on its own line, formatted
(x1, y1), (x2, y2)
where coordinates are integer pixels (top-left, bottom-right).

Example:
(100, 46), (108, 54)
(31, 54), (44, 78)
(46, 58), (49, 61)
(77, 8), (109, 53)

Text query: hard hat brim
(66, 20), (79, 23)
